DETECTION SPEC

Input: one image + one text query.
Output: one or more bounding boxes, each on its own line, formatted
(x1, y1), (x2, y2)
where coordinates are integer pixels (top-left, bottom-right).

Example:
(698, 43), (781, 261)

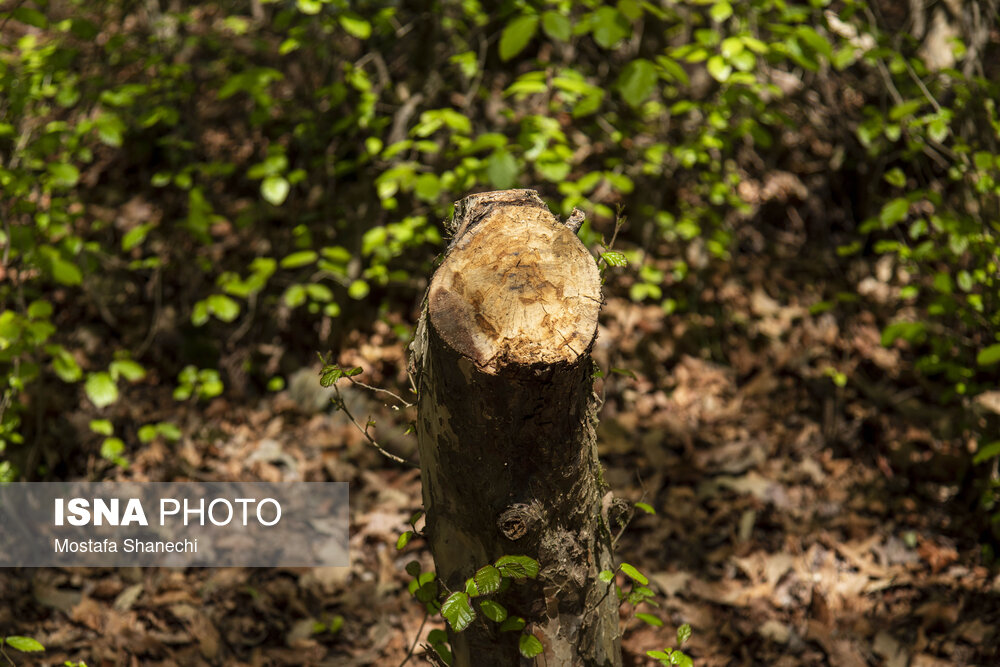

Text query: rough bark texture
(411, 190), (621, 666)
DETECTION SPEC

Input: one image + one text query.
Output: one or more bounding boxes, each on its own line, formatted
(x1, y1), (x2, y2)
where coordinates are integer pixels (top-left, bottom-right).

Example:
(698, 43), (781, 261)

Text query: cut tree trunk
(410, 190), (621, 666)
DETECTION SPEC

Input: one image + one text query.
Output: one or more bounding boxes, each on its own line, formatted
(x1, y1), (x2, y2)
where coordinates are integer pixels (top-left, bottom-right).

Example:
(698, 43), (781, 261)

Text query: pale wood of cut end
(428, 196), (601, 372)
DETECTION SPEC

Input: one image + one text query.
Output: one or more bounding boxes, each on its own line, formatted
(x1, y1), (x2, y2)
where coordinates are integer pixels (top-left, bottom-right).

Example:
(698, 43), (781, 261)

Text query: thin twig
(0, 641), (15, 667)
(398, 612), (429, 667)
(347, 377), (414, 408)
(902, 57), (942, 114)
(332, 384), (415, 467)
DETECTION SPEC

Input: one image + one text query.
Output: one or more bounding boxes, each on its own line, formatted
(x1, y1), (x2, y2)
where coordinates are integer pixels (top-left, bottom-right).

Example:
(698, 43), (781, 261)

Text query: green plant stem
(0, 639), (14, 667)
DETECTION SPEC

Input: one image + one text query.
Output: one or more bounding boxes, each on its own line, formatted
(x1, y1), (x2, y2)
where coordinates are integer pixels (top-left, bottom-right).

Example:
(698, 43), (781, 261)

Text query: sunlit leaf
(85, 372), (118, 408)
(339, 14), (371, 39)
(280, 251), (318, 269)
(499, 15), (539, 61)
(441, 592), (475, 631)
(4, 636), (44, 652)
(518, 633), (543, 658)
(617, 58), (658, 108)
(541, 11), (571, 42)
(977, 344), (1000, 366)
(591, 7), (629, 48)
(261, 175), (290, 205)
(473, 565), (502, 595)
(495, 555), (540, 579)
(620, 562), (648, 585)
(396, 530), (414, 550)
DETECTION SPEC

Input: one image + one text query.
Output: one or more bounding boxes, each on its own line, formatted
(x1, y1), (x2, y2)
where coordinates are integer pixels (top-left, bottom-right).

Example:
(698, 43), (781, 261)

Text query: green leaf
(12, 7), (48, 28)
(927, 118), (949, 143)
(709, 1), (732, 22)
(720, 37), (744, 59)
(973, 441), (1000, 464)
(261, 175), (290, 205)
(100, 437), (126, 465)
(397, 530), (414, 550)
(281, 250), (318, 269)
(499, 616), (526, 632)
(191, 300), (210, 326)
(138, 424), (158, 443)
(441, 592), (475, 632)
(207, 294), (240, 322)
(636, 613), (663, 627)
(4, 636), (44, 652)
(795, 26), (832, 59)
(706, 55), (732, 82)
(416, 580), (438, 603)
(541, 11), (571, 42)
(348, 279), (370, 300)
(48, 163), (80, 188)
(122, 223), (154, 251)
(591, 7), (630, 48)
(479, 599), (507, 623)
(495, 555), (540, 579)
(499, 14), (539, 61)
(620, 562), (648, 585)
(157, 423), (182, 441)
(635, 502), (656, 514)
(51, 255), (83, 286)
(487, 150), (519, 189)
(883, 168), (906, 188)
(671, 650), (694, 667)
(977, 344), (1000, 366)
(28, 300), (53, 320)
(305, 283), (333, 302)
(89, 419), (114, 436)
(50, 347), (82, 382)
(617, 58), (658, 108)
(319, 365), (344, 387)
(296, 0), (322, 14)
(95, 112), (126, 147)
(889, 99), (924, 121)
(110, 359), (146, 382)
(881, 321), (927, 347)
(601, 251), (628, 267)
(879, 198), (909, 227)
(415, 173), (441, 202)
(339, 14), (371, 39)
(599, 569), (615, 583)
(473, 565), (502, 595)
(677, 623), (692, 645)
(85, 372), (118, 408)
(519, 633), (544, 658)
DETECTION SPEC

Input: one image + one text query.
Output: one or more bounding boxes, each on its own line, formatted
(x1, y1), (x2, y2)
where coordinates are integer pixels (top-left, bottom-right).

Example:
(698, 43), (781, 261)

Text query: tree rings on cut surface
(428, 191), (601, 374)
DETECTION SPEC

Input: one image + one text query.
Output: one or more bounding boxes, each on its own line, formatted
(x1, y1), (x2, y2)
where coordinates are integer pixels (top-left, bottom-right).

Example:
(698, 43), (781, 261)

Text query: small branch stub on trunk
(411, 190), (621, 666)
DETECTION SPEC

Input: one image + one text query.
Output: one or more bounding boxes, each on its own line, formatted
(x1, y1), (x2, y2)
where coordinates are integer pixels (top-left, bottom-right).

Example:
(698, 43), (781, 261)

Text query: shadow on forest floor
(1, 242), (998, 666)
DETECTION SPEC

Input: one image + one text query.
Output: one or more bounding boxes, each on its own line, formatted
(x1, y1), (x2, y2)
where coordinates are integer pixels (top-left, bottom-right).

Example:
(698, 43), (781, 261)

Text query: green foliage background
(1, 0), (998, 535)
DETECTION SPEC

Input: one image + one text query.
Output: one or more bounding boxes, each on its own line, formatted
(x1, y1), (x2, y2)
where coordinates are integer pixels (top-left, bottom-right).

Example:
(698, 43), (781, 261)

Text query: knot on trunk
(497, 503), (537, 541)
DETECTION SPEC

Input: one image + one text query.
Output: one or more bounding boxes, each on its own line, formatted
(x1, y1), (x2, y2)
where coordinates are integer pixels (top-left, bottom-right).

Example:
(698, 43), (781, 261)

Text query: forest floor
(2, 229), (999, 667)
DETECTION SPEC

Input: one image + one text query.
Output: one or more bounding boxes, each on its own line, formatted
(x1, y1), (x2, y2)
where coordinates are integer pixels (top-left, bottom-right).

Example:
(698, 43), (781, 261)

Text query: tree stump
(411, 190), (621, 666)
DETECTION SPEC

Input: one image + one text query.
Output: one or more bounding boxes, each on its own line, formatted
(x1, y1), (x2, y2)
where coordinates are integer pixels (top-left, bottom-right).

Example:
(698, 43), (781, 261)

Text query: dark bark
(411, 190), (621, 666)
